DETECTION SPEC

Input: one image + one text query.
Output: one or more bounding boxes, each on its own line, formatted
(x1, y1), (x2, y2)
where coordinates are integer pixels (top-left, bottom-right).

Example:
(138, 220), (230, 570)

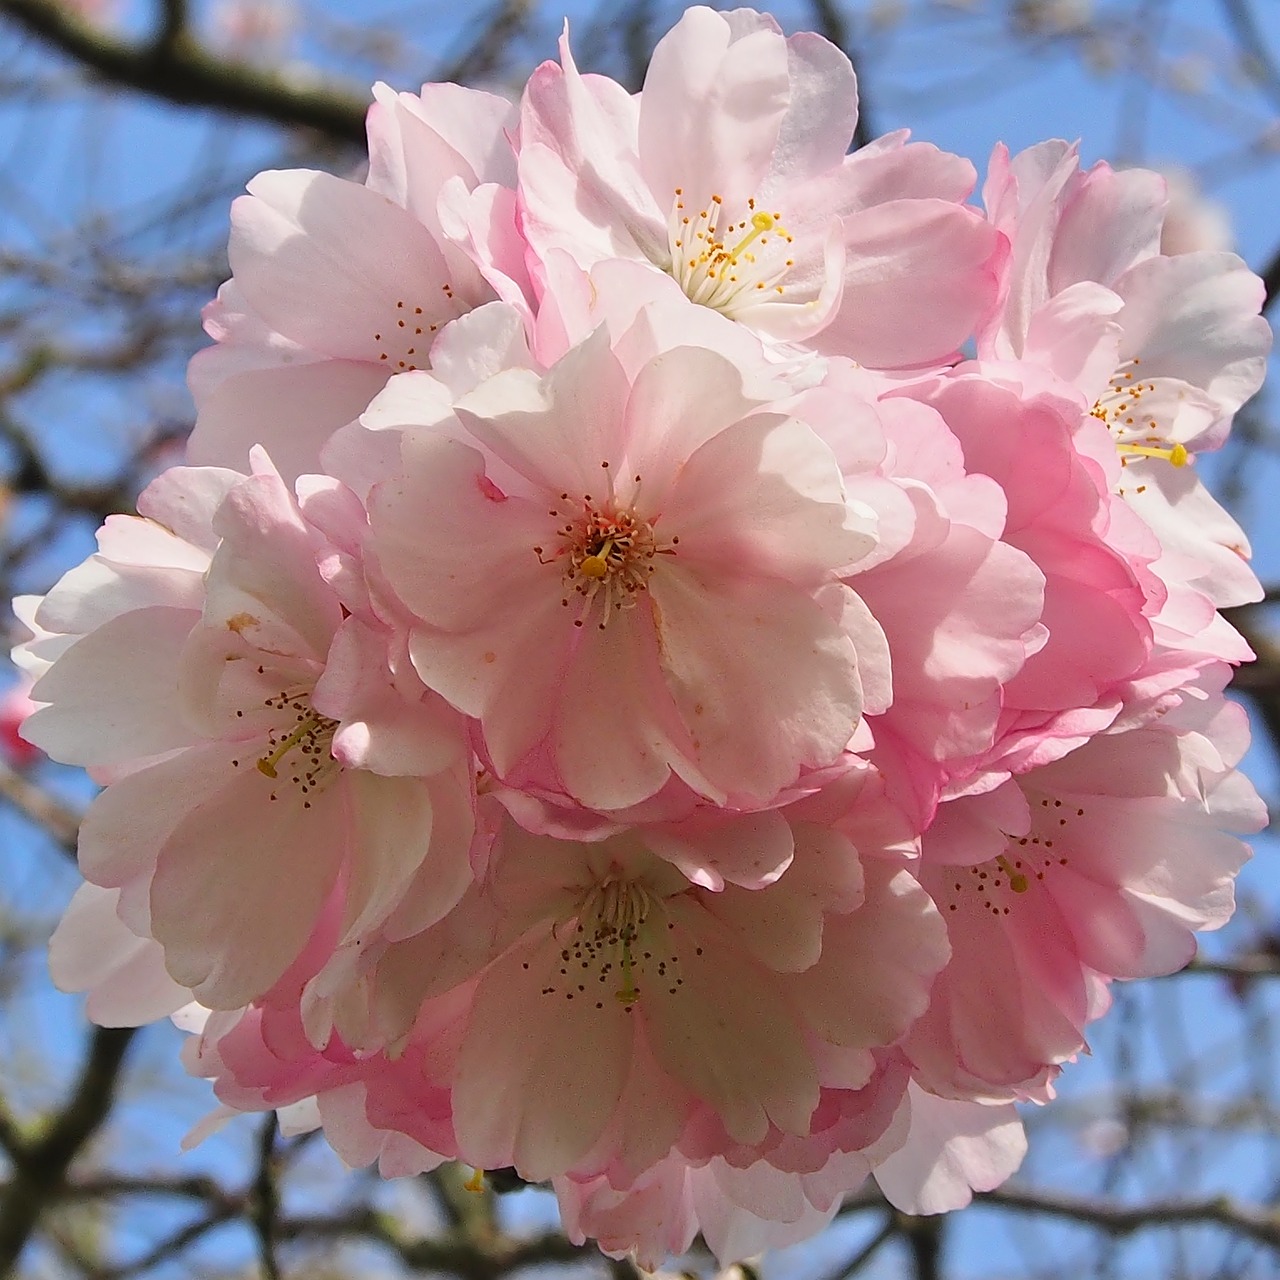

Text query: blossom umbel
(21, 5), (1267, 1268)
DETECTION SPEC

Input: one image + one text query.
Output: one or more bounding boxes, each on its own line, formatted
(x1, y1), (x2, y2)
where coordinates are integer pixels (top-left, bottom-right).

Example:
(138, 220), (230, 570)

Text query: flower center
(936, 794), (1080, 919)
(1090, 358), (1190, 481)
(534, 467), (677, 630)
(231, 681), (340, 810)
(665, 189), (796, 316)
(538, 875), (686, 1010)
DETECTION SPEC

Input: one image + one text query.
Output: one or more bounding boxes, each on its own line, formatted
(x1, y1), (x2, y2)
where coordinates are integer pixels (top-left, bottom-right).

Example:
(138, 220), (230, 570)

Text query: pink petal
(150, 767), (347, 1008)
(620, 345), (764, 502)
(49, 884), (190, 1025)
(315, 618), (464, 778)
(27, 607), (201, 766)
(1115, 251), (1269, 412)
(339, 772), (440, 941)
(638, 7), (788, 212)
(646, 808), (795, 893)
(874, 1085), (1026, 1213)
(820, 199), (1003, 368)
(645, 897), (817, 1144)
(230, 170), (462, 361)
(832, 135), (977, 208)
(205, 461), (343, 662)
(382, 763), (478, 940)
(454, 935), (634, 1179)
(366, 80), (516, 234)
(189, 359), (390, 483)
(76, 741), (244, 892)
(788, 860), (948, 1056)
(763, 31), (858, 188)
(651, 571), (860, 803)
(456, 325), (629, 499)
(552, 610), (693, 810)
(520, 37), (661, 263)
(1048, 163), (1167, 292)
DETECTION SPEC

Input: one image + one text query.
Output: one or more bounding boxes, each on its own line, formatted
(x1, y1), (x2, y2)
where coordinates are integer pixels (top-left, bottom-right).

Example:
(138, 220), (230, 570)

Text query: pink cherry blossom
(518, 6), (1004, 366)
(368, 325), (879, 809)
(27, 453), (472, 1010)
(794, 360), (1048, 826)
(186, 82), (525, 482)
(886, 361), (1162, 783)
(17, 6), (1273, 1262)
(358, 784), (946, 1183)
(979, 141), (1269, 613)
(907, 680), (1264, 1102)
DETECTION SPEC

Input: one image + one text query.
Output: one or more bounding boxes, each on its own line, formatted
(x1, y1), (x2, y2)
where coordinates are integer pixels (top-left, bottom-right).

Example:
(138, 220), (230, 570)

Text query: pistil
(535, 470), (677, 629)
(1090, 357), (1191, 478)
(539, 874), (685, 1010)
(242, 688), (340, 809)
(665, 190), (796, 316)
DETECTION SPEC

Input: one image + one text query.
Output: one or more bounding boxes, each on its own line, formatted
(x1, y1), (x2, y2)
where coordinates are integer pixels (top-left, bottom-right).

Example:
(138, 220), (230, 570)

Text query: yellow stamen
(463, 1167), (486, 1194)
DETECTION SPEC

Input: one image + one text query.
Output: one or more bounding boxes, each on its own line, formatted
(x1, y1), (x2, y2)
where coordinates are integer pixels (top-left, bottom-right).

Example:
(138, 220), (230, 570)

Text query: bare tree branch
(0, 763), (81, 853)
(1260, 242), (1280, 315)
(0, 0), (367, 142)
(817, 1214), (897, 1280)
(0, 1026), (137, 1271)
(251, 1114), (282, 1280)
(437, 0), (533, 86)
(974, 1185), (1280, 1251)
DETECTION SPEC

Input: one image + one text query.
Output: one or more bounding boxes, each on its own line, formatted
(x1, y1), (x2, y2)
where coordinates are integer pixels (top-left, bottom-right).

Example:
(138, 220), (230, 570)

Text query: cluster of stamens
(666, 190), (796, 314)
(372, 291), (456, 371)
(1090, 357), (1189, 494)
(534, 465), (676, 629)
(231, 675), (340, 810)
(941, 795), (1079, 919)
(529, 877), (690, 1009)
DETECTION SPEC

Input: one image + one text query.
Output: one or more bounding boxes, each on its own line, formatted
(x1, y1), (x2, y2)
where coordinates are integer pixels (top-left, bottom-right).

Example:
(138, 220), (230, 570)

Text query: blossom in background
(211, 0), (297, 62)
(1159, 166), (1234, 257)
(56, 0), (117, 22)
(22, 4), (1269, 1267)
(0, 676), (40, 769)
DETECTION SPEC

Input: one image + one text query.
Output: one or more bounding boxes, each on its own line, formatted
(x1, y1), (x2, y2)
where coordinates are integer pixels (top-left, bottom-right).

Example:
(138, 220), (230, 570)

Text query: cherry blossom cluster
(16, 7), (1269, 1267)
